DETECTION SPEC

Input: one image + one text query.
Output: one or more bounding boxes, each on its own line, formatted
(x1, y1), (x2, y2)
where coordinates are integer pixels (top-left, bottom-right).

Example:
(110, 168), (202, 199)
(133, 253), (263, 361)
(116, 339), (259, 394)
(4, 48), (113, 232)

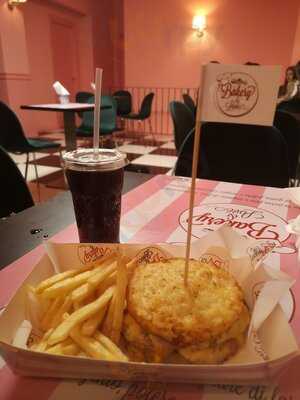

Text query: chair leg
(148, 118), (155, 142)
(58, 148), (63, 167)
(32, 152), (41, 202)
(25, 153), (29, 180)
(112, 133), (118, 149)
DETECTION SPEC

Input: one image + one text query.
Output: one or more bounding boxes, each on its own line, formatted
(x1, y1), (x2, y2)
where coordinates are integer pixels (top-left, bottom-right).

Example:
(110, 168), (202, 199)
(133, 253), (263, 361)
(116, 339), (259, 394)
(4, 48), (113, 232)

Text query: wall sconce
(8, 0), (27, 9)
(192, 15), (206, 37)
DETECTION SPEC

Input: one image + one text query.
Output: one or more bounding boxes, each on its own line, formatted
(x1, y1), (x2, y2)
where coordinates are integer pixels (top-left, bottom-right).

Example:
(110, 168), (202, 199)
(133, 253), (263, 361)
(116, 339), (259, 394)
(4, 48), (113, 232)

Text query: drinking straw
(184, 68), (205, 286)
(93, 68), (103, 158)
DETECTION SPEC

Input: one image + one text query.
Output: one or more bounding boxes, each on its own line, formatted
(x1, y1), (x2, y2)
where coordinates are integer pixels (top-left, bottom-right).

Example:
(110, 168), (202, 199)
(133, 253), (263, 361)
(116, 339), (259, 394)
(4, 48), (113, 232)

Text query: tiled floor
(10, 131), (177, 203)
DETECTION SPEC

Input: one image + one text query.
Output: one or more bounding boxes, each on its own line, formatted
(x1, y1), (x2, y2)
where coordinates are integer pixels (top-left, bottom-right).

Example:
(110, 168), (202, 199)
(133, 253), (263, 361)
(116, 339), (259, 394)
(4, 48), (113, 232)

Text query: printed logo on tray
(77, 245), (112, 265)
(179, 203), (293, 252)
(199, 253), (229, 271)
(215, 72), (259, 117)
(252, 281), (265, 304)
(134, 247), (167, 265)
(247, 241), (277, 266)
(251, 330), (269, 361)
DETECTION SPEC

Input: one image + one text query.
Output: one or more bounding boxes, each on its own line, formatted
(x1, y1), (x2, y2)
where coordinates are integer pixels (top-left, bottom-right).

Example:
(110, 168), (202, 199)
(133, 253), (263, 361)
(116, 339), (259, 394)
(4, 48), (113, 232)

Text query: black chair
(0, 145), (34, 218)
(277, 97), (300, 113)
(123, 92), (155, 139)
(182, 93), (196, 115)
(76, 95), (120, 147)
(274, 110), (300, 183)
(0, 101), (61, 182)
(75, 91), (93, 118)
(170, 101), (195, 153)
(175, 123), (289, 188)
(113, 90), (132, 116)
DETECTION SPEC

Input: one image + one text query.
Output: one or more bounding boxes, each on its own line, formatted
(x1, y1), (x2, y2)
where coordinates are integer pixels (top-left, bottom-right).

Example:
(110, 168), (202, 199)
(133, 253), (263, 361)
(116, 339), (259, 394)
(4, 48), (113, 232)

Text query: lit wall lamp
(192, 15), (206, 38)
(8, 0), (27, 9)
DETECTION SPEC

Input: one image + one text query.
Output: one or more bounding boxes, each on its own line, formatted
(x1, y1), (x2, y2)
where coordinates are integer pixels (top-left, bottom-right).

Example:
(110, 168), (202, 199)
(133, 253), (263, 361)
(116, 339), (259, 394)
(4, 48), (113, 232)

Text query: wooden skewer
(184, 71), (205, 286)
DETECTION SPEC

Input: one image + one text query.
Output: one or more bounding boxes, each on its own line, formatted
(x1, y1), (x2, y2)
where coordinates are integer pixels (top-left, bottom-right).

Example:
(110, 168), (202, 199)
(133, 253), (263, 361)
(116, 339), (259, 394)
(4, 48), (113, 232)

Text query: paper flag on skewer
(199, 64), (281, 126)
(184, 63), (282, 284)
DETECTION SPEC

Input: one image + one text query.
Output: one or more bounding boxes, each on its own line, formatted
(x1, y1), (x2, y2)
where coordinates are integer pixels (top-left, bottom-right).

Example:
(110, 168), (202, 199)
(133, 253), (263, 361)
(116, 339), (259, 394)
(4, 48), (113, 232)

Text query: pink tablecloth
(0, 175), (299, 400)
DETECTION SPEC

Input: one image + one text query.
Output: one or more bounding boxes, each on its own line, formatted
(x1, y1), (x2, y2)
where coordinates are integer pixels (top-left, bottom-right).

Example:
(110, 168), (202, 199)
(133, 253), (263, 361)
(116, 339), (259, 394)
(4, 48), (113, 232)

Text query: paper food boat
(0, 227), (299, 385)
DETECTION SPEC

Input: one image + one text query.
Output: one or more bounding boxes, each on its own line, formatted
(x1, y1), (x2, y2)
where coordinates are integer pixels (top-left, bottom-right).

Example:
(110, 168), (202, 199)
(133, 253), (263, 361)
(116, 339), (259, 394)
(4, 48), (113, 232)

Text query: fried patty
(122, 313), (174, 363)
(179, 303), (250, 363)
(127, 258), (249, 348)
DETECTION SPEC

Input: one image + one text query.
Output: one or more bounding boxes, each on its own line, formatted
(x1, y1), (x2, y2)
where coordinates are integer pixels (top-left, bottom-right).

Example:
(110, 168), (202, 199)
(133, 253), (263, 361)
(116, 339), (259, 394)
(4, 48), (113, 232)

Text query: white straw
(93, 68), (103, 158)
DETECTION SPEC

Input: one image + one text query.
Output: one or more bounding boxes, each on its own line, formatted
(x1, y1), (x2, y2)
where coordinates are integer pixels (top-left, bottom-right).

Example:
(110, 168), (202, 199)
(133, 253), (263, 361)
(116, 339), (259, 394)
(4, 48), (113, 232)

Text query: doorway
(51, 18), (79, 126)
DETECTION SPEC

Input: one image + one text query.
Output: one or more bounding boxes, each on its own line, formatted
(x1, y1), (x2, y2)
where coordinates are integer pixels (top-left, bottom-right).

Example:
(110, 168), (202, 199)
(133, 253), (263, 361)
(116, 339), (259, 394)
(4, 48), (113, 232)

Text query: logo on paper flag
(200, 64), (281, 126)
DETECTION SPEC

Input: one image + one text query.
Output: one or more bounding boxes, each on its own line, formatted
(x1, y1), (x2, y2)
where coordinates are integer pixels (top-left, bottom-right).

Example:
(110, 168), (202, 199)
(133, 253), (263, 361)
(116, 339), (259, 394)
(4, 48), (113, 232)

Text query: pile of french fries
(25, 251), (133, 362)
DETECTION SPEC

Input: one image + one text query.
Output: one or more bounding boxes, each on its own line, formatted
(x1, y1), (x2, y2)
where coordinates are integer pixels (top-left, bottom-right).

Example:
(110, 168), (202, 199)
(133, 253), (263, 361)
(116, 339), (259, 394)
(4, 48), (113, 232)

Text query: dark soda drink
(63, 149), (127, 243)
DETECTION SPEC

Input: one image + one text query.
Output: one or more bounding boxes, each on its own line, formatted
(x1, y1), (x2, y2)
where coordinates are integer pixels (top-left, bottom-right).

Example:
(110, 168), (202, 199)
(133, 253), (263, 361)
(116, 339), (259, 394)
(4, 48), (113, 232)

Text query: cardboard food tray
(0, 226), (299, 385)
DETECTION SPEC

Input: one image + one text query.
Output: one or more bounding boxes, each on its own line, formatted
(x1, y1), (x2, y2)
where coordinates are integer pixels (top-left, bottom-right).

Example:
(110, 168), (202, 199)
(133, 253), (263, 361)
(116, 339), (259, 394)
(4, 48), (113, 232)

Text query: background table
(21, 103), (110, 151)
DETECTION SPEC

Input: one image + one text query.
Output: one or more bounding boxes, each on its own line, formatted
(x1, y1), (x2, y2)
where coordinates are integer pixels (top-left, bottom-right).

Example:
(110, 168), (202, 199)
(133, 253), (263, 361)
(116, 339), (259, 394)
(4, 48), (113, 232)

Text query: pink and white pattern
(0, 175), (300, 400)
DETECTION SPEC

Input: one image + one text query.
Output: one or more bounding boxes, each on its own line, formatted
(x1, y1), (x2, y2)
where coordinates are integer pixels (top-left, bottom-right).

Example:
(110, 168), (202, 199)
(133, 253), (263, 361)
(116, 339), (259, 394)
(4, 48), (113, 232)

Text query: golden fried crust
(179, 334), (246, 364)
(122, 313), (174, 363)
(179, 306), (249, 363)
(127, 258), (248, 347)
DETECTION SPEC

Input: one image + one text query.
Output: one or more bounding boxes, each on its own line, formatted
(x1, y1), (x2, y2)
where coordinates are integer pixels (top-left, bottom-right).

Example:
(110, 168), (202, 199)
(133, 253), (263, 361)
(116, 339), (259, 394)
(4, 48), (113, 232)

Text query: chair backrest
(182, 93), (196, 114)
(277, 97), (300, 113)
(169, 101), (195, 152)
(0, 145), (34, 218)
(75, 91), (93, 103)
(139, 92), (154, 119)
(0, 101), (30, 152)
(175, 123), (289, 188)
(113, 90), (132, 116)
(274, 110), (300, 179)
(80, 95), (117, 134)
(75, 91), (94, 119)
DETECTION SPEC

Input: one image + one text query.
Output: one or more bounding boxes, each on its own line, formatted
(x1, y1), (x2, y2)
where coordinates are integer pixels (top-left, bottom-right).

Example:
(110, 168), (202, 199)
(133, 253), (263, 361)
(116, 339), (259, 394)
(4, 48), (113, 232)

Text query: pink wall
(124, 0), (300, 88)
(291, 6), (300, 66)
(91, 0), (125, 90)
(0, 0), (124, 136)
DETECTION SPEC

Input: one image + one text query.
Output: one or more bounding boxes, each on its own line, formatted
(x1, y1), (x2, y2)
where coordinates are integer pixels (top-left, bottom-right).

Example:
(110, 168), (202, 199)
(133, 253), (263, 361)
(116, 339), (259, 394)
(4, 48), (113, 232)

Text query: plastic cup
(58, 95), (70, 104)
(63, 148), (127, 243)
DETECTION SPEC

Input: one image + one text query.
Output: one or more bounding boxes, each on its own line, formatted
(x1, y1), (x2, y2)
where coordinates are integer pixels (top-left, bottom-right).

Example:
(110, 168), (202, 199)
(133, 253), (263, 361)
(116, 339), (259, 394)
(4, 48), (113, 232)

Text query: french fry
(94, 331), (128, 361)
(110, 256), (128, 344)
(41, 297), (64, 331)
(97, 271), (116, 295)
(45, 338), (72, 354)
(35, 269), (84, 294)
(101, 293), (115, 338)
(81, 304), (107, 336)
(73, 301), (81, 311)
(87, 261), (117, 287)
(62, 342), (80, 356)
(26, 286), (43, 333)
(70, 325), (116, 361)
(48, 286), (114, 346)
(36, 251), (117, 295)
(46, 339), (80, 356)
(41, 270), (97, 299)
(126, 258), (138, 275)
(34, 328), (54, 352)
(50, 296), (72, 329)
(71, 261), (117, 304)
